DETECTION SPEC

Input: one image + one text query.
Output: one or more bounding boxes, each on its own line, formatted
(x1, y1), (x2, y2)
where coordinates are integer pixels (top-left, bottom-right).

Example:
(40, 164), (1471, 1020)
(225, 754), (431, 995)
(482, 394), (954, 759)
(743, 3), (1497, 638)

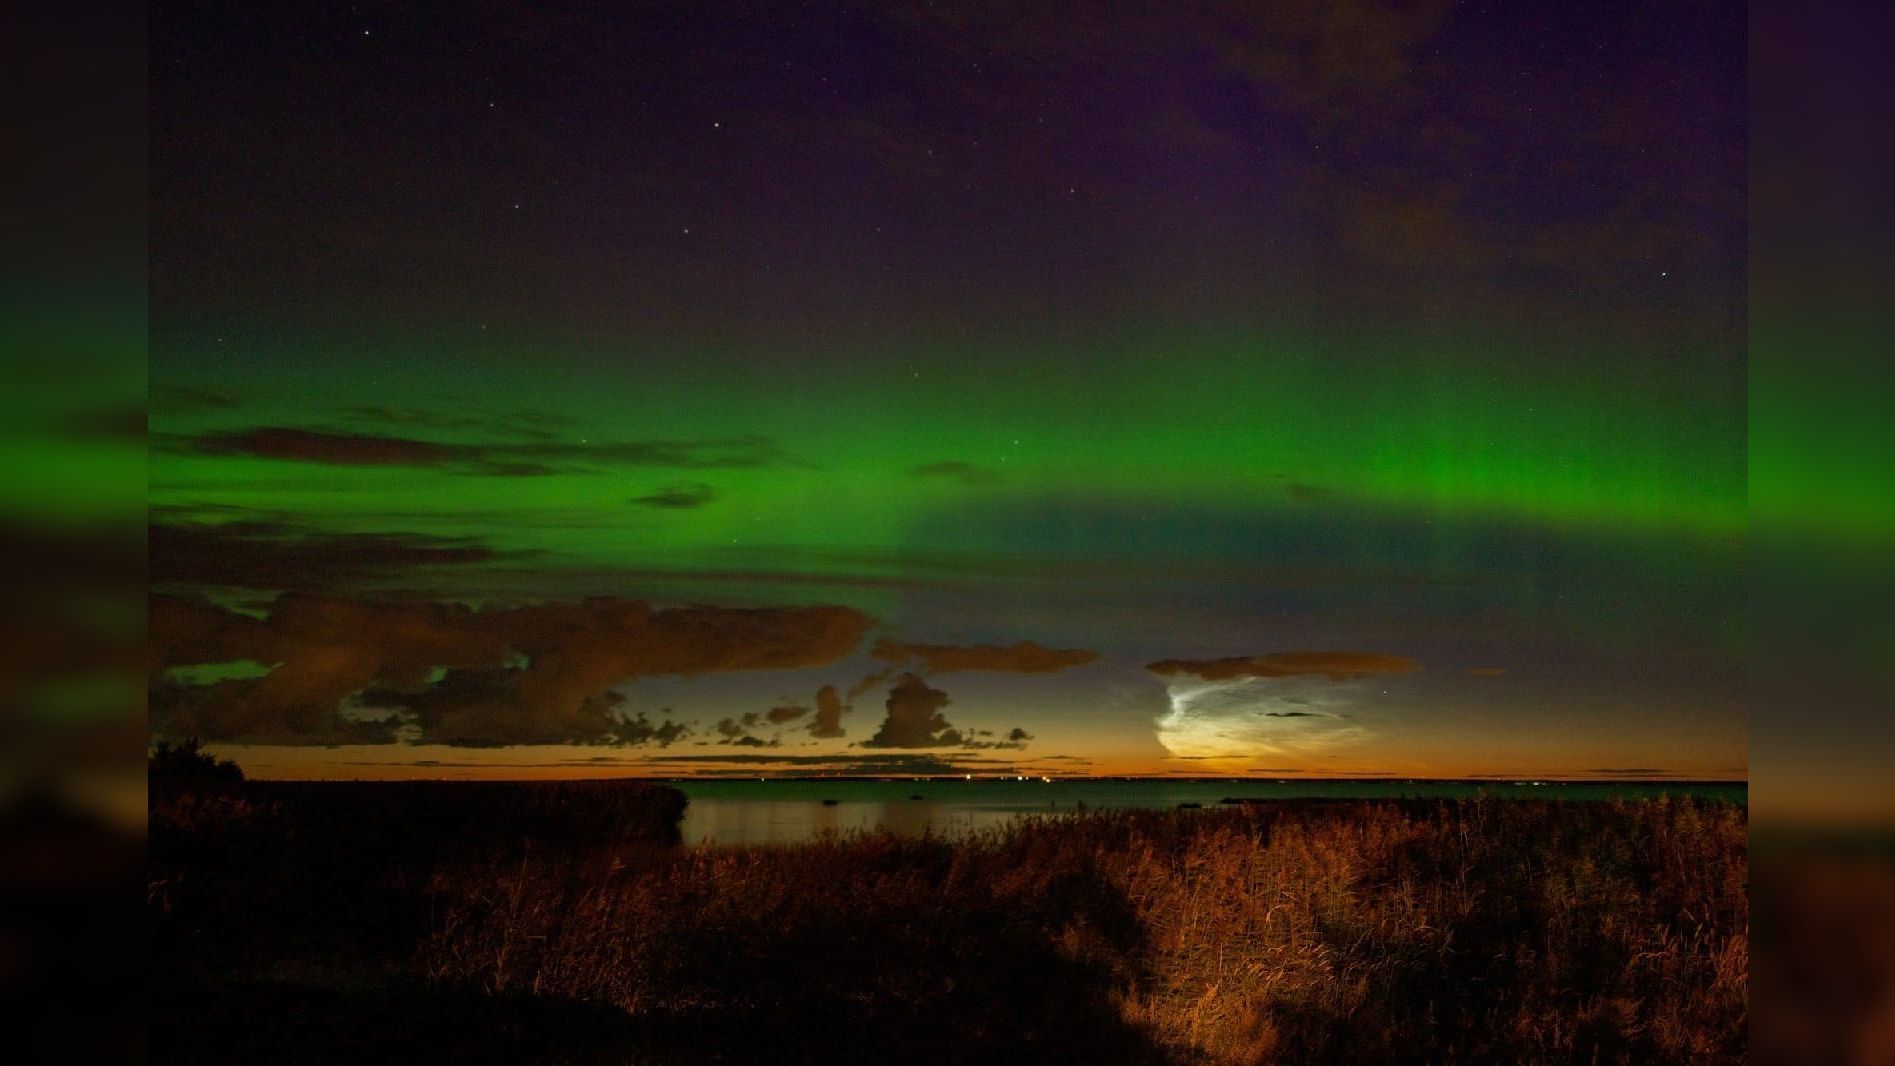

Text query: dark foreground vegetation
(150, 781), (1746, 1064)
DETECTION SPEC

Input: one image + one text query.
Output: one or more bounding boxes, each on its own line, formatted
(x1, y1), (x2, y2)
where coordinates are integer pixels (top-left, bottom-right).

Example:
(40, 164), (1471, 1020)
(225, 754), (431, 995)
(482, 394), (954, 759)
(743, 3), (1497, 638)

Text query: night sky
(148, 2), (1745, 780)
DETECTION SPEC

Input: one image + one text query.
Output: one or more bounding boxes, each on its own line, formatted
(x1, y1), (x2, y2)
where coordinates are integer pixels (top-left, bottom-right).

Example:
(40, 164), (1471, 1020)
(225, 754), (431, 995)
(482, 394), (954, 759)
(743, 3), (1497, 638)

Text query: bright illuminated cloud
(1154, 675), (1369, 765)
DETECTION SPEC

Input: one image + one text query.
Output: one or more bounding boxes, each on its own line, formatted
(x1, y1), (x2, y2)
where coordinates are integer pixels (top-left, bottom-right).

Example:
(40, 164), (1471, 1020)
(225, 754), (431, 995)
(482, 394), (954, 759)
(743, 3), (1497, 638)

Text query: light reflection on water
(674, 779), (1747, 847)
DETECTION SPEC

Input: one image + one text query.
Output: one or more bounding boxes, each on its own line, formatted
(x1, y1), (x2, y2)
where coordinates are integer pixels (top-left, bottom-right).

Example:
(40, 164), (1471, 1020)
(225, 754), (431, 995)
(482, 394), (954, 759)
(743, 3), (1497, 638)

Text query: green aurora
(146, 2), (1746, 780)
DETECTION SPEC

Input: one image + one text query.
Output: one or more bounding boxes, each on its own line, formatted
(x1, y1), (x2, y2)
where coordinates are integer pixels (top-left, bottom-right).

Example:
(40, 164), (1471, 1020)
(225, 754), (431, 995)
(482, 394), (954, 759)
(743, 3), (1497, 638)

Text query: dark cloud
(611, 711), (692, 747)
(150, 593), (872, 746)
(809, 684), (848, 738)
(1147, 650), (1418, 682)
(354, 666), (529, 746)
(170, 426), (791, 476)
(871, 638), (1098, 674)
(354, 675), (689, 749)
(766, 703), (808, 725)
(150, 521), (505, 590)
(631, 482), (717, 509)
(860, 674), (963, 749)
(714, 712), (763, 740)
(948, 726), (1034, 751)
(1584, 768), (1676, 777)
(1264, 711), (1321, 718)
(186, 427), (460, 466)
(847, 676), (1037, 751)
(150, 676), (403, 746)
(909, 460), (1001, 485)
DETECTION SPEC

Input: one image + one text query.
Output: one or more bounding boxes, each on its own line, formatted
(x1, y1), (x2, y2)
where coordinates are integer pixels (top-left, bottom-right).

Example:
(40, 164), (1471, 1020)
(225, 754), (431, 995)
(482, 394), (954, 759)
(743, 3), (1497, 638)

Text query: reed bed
(152, 789), (1746, 1063)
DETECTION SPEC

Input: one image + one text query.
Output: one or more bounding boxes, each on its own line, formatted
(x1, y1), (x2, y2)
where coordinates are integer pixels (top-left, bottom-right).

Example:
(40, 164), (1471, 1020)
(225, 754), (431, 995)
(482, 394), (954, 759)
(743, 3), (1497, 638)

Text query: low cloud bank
(150, 593), (871, 746)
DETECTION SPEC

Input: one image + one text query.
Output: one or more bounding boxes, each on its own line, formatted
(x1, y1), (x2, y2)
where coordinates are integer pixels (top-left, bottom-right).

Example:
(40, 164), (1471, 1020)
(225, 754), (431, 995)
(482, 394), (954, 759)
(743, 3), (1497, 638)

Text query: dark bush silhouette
(148, 737), (244, 784)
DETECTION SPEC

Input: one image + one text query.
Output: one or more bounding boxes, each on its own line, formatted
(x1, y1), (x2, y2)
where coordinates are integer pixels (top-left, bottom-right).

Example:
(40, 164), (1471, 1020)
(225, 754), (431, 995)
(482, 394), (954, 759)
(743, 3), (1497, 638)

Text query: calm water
(674, 779), (1747, 846)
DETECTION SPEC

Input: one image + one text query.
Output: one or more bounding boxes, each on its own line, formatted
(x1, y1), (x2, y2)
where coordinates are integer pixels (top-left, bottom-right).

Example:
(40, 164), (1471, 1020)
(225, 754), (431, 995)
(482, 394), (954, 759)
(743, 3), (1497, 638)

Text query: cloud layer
(150, 593), (872, 746)
(151, 520), (507, 590)
(872, 638), (1098, 674)
(170, 426), (790, 477)
(1147, 650), (1418, 682)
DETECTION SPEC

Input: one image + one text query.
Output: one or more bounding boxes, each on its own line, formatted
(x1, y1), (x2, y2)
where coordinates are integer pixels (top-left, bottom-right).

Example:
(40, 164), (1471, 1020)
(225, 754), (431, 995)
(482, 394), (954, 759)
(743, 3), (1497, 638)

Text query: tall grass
(150, 789), (1744, 1062)
(410, 798), (1745, 1063)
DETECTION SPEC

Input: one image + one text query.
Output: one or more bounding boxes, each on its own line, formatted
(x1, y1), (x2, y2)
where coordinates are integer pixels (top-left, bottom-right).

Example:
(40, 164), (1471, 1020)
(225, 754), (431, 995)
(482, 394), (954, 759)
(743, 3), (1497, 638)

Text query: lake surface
(674, 778), (1747, 846)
